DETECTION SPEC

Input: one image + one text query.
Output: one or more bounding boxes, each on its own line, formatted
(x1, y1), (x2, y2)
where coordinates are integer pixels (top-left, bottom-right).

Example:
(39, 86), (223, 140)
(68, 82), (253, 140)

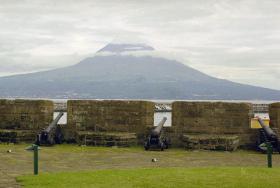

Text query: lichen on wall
(171, 101), (255, 148)
(269, 103), (280, 129)
(0, 99), (54, 130)
(66, 100), (154, 141)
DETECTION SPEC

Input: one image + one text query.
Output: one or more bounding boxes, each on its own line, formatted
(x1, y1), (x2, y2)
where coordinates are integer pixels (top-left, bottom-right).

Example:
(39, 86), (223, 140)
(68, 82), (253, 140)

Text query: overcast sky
(0, 0), (279, 90)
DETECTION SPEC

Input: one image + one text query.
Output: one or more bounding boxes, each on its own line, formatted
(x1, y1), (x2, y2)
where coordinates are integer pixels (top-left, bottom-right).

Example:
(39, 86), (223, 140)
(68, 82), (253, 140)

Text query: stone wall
(0, 99), (54, 143)
(0, 99), (53, 130)
(66, 100), (154, 142)
(182, 134), (240, 151)
(75, 131), (137, 147)
(269, 103), (280, 129)
(0, 99), (268, 149)
(171, 102), (255, 148)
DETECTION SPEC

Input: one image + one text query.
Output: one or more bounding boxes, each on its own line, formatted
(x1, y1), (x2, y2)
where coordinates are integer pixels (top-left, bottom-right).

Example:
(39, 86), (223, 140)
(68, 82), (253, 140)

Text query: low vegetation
(17, 167), (280, 188)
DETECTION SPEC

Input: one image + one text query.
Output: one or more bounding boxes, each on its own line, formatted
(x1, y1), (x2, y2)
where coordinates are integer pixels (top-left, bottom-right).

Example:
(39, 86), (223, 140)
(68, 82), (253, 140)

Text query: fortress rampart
(0, 99), (279, 150)
(269, 103), (280, 129)
(0, 99), (53, 142)
(171, 102), (255, 149)
(66, 100), (154, 145)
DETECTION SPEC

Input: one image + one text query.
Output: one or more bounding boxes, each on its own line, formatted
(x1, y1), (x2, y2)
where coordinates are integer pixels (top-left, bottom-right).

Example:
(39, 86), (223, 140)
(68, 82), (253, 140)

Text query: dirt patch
(0, 171), (20, 188)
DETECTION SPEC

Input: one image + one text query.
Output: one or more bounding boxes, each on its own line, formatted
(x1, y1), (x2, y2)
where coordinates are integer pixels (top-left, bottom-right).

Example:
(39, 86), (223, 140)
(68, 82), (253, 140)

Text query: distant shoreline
(0, 98), (279, 104)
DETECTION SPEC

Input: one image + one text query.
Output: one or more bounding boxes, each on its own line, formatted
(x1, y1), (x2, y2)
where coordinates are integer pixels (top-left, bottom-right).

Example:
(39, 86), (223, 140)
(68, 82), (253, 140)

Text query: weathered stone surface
(269, 103), (280, 129)
(182, 134), (239, 151)
(0, 129), (37, 143)
(76, 131), (137, 146)
(172, 102), (255, 148)
(0, 99), (53, 143)
(0, 99), (53, 130)
(66, 100), (154, 141)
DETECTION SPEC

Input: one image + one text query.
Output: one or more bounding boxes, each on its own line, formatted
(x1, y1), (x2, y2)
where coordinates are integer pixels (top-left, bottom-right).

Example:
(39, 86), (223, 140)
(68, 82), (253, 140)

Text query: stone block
(182, 134), (240, 151)
(172, 101), (254, 148)
(0, 99), (53, 130)
(66, 100), (154, 141)
(75, 131), (137, 147)
(0, 129), (37, 143)
(269, 103), (280, 129)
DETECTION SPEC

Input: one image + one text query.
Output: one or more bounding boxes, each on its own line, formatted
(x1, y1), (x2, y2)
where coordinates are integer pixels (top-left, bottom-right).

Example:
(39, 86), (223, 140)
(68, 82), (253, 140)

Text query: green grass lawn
(17, 167), (280, 188)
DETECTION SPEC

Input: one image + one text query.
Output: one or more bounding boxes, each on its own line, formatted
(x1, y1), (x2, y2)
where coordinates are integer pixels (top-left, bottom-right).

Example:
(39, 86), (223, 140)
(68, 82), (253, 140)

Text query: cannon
(36, 112), (64, 146)
(144, 117), (169, 151)
(257, 117), (280, 153)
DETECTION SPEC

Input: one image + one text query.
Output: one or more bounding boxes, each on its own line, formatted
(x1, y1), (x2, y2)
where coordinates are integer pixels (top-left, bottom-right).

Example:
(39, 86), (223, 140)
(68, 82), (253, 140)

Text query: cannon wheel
(256, 136), (263, 152)
(144, 141), (150, 150)
(160, 142), (165, 151)
(163, 138), (169, 149)
(55, 133), (63, 144)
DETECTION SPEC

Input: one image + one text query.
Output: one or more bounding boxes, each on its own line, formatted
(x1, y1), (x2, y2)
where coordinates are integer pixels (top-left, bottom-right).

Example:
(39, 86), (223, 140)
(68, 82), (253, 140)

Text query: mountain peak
(0, 41), (279, 100)
(97, 43), (155, 53)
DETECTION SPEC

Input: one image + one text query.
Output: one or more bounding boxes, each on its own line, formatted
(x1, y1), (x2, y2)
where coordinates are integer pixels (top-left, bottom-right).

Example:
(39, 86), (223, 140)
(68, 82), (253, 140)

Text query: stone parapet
(172, 101), (255, 148)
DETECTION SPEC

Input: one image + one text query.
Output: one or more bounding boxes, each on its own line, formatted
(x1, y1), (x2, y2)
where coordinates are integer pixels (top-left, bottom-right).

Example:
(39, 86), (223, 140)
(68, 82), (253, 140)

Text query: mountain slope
(0, 43), (279, 100)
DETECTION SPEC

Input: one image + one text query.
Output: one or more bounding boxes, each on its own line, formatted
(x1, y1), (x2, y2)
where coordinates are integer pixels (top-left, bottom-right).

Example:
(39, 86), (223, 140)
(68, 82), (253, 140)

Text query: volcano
(0, 43), (279, 100)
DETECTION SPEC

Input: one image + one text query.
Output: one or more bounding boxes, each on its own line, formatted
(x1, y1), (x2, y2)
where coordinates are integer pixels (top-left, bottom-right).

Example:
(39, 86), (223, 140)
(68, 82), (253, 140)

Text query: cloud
(0, 0), (279, 90)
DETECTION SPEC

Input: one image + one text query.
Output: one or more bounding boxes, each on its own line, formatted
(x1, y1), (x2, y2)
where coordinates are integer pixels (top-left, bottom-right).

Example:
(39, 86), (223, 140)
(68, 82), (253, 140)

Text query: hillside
(0, 43), (279, 100)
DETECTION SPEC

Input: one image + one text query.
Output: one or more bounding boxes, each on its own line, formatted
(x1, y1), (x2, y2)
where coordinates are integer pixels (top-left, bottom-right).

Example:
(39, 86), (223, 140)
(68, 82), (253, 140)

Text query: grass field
(1, 144), (280, 187)
(17, 167), (280, 188)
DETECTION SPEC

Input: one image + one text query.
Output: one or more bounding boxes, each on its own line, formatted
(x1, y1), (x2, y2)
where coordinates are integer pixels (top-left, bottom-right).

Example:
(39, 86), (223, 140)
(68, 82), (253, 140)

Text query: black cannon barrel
(37, 112), (64, 145)
(151, 117), (167, 136)
(45, 112), (64, 133)
(257, 117), (278, 140)
(145, 117), (169, 151)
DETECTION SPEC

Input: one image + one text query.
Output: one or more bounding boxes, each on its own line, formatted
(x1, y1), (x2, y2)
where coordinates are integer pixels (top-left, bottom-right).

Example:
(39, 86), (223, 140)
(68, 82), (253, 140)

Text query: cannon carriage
(257, 117), (280, 153)
(144, 117), (170, 151)
(36, 112), (64, 146)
